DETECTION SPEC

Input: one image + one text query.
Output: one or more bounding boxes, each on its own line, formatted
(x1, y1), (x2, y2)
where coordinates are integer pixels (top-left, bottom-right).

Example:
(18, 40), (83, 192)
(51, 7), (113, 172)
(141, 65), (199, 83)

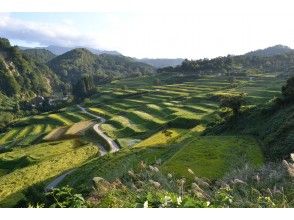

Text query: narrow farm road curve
(45, 104), (120, 191)
(77, 104), (119, 152)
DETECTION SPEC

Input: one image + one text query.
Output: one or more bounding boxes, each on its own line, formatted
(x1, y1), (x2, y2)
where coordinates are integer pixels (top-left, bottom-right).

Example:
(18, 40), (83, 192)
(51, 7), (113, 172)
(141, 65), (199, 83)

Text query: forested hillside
(138, 58), (184, 68)
(0, 38), (61, 98)
(245, 45), (293, 57)
(48, 48), (155, 85)
(159, 50), (294, 79)
(22, 49), (56, 64)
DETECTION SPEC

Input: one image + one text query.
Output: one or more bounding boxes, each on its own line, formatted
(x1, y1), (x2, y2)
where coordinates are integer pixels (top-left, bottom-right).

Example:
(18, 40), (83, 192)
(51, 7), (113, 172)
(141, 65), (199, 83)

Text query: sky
(0, 0), (294, 59)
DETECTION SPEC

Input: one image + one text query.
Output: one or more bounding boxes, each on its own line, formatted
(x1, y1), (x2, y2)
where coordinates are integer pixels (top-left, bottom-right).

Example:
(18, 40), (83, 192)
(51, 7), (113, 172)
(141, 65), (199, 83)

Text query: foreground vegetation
(29, 155), (294, 208)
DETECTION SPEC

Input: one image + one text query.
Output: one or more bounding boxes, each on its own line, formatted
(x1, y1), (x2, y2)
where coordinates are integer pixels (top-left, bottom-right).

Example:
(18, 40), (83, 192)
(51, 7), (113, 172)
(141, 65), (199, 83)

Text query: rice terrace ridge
(0, 6), (293, 209)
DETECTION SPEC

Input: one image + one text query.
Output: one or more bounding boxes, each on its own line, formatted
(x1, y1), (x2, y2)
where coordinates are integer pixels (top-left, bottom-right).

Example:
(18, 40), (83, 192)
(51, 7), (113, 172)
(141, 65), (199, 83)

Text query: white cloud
(0, 13), (101, 48)
(1, 5), (294, 59)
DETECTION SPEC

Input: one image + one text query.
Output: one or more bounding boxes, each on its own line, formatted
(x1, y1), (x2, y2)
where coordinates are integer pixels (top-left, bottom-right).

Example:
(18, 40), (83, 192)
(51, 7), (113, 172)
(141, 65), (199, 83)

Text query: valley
(0, 37), (293, 208)
(0, 69), (289, 207)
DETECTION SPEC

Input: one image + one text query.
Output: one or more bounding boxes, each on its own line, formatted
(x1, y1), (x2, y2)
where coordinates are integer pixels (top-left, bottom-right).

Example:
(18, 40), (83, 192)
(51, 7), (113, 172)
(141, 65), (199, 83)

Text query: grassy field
(0, 106), (95, 148)
(161, 135), (264, 180)
(0, 139), (98, 207)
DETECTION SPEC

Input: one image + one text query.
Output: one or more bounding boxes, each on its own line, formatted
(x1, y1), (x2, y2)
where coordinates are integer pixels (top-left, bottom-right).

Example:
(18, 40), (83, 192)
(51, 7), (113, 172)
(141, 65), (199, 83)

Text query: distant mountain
(38, 45), (122, 56)
(0, 38), (61, 97)
(138, 58), (184, 68)
(22, 48), (56, 63)
(245, 45), (293, 57)
(48, 48), (155, 85)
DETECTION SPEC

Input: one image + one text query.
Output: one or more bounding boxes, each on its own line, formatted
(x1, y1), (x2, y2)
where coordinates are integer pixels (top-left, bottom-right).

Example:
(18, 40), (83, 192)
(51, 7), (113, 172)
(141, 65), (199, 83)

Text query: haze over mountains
(19, 45), (184, 68)
(19, 44), (294, 69)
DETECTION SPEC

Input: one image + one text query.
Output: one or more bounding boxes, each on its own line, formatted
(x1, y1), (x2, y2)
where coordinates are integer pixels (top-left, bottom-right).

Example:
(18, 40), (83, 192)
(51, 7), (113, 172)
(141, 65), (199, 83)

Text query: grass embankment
(161, 135), (264, 180)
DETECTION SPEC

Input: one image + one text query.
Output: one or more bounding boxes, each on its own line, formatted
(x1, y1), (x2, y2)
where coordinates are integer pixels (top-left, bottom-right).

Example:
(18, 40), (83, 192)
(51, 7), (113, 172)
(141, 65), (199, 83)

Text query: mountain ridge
(245, 44), (293, 57)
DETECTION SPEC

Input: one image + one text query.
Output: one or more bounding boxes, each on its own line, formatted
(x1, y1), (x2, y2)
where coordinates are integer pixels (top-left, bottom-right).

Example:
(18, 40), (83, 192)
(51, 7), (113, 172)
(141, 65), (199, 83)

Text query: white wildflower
(149, 180), (161, 188)
(153, 166), (159, 172)
(282, 160), (289, 168)
(233, 179), (246, 185)
(128, 170), (136, 178)
(144, 200), (148, 208)
(167, 173), (173, 179)
(149, 165), (154, 171)
(164, 196), (172, 207)
(177, 196), (182, 205)
(187, 168), (194, 175)
(253, 174), (260, 183)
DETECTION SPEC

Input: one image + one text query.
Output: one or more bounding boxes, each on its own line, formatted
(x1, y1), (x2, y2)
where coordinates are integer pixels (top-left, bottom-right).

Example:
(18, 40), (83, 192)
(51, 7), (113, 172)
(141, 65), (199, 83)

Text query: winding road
(44, 105), (119, 191)
(77, 105), (119, 153)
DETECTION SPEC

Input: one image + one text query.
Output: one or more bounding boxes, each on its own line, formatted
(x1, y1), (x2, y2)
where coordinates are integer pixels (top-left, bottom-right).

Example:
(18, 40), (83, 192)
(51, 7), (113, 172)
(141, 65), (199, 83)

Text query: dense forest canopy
(22, 48), (56, 64)
(0, 38), (60, 98)
(48, 48), (156, 85)
(159, 52), (294, 78)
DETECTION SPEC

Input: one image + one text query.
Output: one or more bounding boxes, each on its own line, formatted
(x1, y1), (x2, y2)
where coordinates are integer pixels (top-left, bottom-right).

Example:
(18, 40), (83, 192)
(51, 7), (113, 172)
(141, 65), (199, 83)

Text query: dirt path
(45, 105), (119, 191)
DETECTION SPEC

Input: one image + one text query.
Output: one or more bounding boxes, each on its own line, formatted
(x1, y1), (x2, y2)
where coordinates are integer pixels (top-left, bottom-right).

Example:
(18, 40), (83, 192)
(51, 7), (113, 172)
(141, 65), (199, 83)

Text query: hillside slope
(48, 48), (155, 84)
(0, 38), (61, 98)
(22, 48), (56, 64)
(138, 58), (184, 68)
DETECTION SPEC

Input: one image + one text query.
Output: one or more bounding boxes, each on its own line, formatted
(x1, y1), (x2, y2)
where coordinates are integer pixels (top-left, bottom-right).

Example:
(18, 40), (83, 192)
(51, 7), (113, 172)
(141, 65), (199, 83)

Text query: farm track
(77, 105), (119, 152)
(44, 105), (119, 191)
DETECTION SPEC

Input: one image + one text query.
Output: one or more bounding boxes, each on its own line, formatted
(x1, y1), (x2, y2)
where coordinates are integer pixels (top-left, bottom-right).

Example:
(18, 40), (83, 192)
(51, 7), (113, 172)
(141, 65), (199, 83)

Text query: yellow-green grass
(89, 107), (113, 118)
(43, 127), (68, 141)
(117, 138), (141, 148)
(31, 124), (45, 134)
(134, 128), (186, 148)
(168, 107), (203, 120)
(131, 110), (166, 124)
(0, 139), (98, 206)
(0, 128), (20, 144)
(108, 115), (145, 132)
(44, 121), (94, 141)
(0, 124), (53, 147)
(14, 126), (33, 139)
(48, 113), (73, 125)
(65, 121), (94, 136)
(161, 135), (264, 180)
(44, 124), (55, 133)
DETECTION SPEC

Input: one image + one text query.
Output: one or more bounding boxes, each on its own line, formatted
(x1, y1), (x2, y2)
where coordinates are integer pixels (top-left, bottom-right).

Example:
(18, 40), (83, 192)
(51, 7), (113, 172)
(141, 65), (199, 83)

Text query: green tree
(220, 93), (246, 115)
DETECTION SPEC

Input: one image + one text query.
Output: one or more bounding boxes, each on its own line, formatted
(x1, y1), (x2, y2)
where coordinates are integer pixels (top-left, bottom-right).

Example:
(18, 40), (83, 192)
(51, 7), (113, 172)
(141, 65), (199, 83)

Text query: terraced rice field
(83, 77), (234, 145)
(0, 73), (282, 206)
(0, 107), (95, 148)
(0, 139), (99, 207)
(79, 75), (282, 150)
